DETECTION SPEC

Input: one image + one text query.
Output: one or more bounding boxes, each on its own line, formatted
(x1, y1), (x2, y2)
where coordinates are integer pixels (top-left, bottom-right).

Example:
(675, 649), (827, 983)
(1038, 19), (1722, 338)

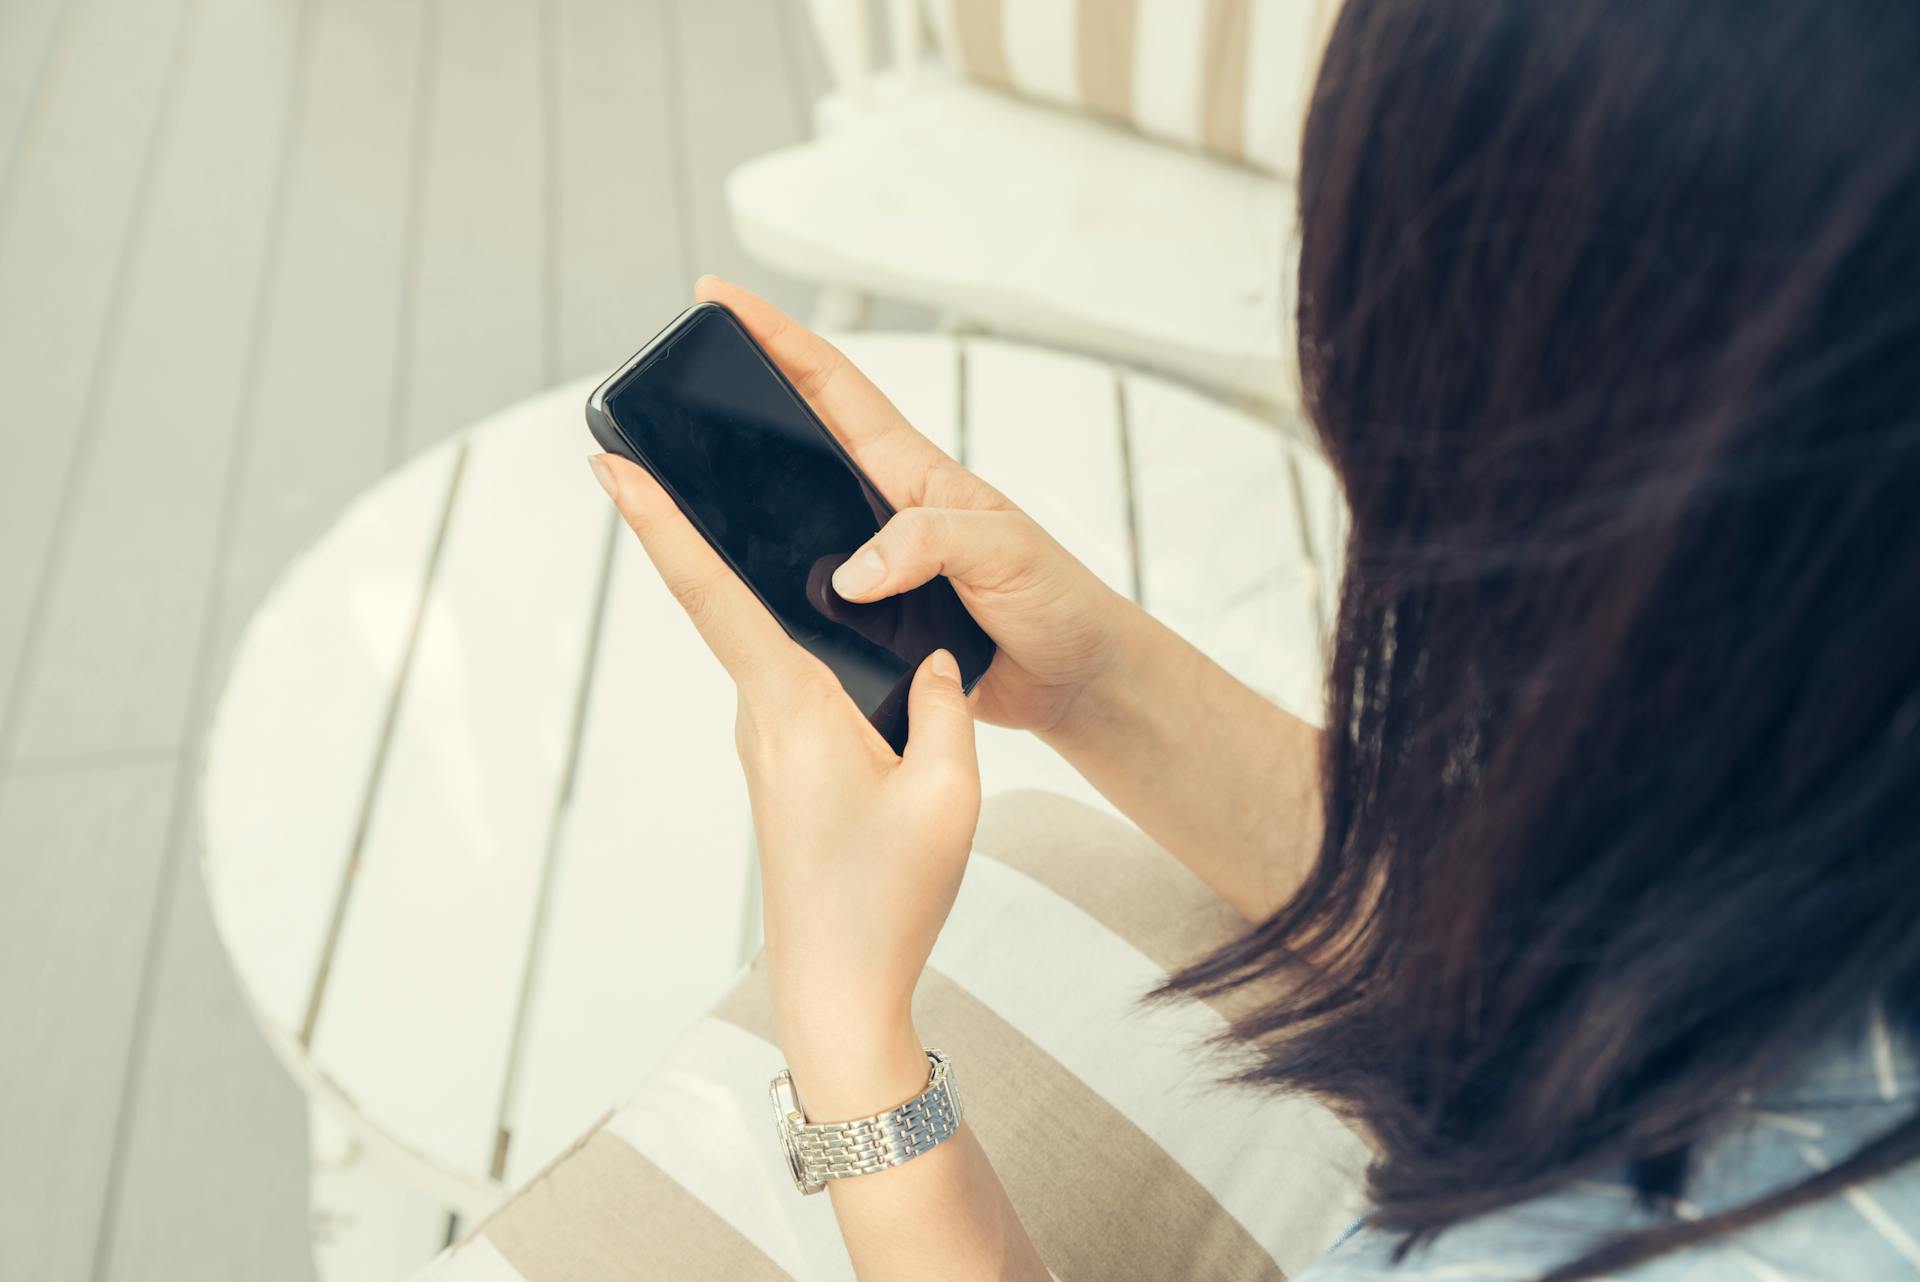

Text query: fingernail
(588, 454), (616, 499)
(929, 649), (960, 684)
(832, 546), (885, 598)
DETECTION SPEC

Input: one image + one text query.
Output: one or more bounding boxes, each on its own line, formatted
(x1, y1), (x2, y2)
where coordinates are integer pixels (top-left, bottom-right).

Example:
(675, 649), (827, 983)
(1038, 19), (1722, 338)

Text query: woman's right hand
(697, 276), (1138, 736)
(699, 276), (1323, 921)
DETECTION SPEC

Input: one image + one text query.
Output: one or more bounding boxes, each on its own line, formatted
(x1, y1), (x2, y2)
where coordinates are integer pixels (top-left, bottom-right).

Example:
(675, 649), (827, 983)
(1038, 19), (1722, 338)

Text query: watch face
(768, 1071), (813, 1194)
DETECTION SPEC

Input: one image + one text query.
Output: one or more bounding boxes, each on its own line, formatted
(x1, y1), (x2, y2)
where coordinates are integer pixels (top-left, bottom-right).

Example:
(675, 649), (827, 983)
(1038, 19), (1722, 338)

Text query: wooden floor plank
(206, 0), (429, 684)
(8, 0), (308, 764)
(96, 827), (318, 1282)
(0, 3), (873, 1276)
(0, 0), (68, 191)
(0, 0), (192, 752)
(393, 0), (547, 461)
(550, 0), (688, 382)
(670, 0), (814, 316)
(0, 759), (177, 1281)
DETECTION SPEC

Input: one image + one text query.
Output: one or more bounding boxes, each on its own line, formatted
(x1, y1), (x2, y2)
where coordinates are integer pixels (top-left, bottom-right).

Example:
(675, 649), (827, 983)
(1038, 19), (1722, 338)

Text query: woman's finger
(693, 276), (991, 510)
(901, 649), (979, 787)
(829, 506), (1046, 603)
(592, 452), (808, 699)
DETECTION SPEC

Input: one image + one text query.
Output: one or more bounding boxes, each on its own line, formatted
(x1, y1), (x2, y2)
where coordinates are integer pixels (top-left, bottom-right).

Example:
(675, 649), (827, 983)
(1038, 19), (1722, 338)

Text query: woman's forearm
(1044, 603), (1324, 921)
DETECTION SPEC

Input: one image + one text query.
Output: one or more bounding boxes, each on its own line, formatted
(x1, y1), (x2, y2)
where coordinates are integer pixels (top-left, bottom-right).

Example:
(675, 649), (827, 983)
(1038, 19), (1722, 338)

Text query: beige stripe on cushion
(1075, 0), (1138, 121)
(715, 959), (1286, 1282)
(949, 0), (1012, 87)
(483, 1130), (793, 1282)
(1202, 0), (1253, 161)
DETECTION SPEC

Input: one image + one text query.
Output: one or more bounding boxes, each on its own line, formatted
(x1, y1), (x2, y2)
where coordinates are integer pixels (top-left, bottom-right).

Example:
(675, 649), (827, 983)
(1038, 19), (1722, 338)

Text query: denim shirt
(1300, 1012), (1920, 1281)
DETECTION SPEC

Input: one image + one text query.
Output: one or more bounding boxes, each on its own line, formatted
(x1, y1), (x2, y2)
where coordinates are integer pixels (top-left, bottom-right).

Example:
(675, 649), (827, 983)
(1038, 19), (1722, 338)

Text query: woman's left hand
(592, 450), (981, 1118)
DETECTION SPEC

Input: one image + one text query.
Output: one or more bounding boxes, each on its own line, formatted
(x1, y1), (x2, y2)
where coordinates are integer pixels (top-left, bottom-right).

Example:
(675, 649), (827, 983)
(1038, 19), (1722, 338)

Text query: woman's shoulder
(1300, 1016), (1920, 1282)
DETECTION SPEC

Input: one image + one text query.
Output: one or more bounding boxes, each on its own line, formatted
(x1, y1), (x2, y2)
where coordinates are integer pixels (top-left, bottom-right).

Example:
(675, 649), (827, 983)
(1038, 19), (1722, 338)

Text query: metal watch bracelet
(768, 1049), (963, 1195)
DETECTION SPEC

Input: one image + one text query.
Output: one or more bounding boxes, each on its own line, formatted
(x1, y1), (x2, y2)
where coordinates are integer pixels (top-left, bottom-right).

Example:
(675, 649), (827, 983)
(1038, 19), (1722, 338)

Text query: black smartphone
(585, 302), (996, 753)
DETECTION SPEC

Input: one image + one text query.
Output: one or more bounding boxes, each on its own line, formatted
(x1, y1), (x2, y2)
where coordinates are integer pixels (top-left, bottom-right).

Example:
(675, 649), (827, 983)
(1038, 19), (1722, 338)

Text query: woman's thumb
(902, 649), (978, 778)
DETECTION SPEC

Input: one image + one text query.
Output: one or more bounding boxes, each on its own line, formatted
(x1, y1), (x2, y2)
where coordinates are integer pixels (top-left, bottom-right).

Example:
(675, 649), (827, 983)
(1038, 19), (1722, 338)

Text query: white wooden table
(198, 334), (1341, 1278)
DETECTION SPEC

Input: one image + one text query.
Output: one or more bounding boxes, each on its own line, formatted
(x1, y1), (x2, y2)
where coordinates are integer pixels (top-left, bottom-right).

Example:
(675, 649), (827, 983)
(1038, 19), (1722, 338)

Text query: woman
(585, 0), (1920, 1276)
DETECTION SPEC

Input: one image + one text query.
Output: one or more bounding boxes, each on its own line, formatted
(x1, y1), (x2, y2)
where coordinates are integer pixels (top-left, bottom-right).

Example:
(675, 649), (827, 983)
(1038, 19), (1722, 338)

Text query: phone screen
(587, 304), (996, 752)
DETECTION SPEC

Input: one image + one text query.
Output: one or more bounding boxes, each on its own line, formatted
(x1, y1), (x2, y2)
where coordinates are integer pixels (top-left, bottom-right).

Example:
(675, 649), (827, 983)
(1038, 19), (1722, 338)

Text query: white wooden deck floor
(0, 0), (844, 1276)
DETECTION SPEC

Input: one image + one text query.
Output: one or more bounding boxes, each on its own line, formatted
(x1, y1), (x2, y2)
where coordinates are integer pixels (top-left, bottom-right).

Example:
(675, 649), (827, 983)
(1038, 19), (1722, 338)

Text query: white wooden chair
(730, 0), (1343, 419)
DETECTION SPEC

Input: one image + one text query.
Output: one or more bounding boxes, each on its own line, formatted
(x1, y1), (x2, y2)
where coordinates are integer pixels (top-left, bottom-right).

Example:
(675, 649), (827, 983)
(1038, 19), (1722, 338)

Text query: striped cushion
(922, 0), (1344, 177)
(413, 791), (1372, 1282)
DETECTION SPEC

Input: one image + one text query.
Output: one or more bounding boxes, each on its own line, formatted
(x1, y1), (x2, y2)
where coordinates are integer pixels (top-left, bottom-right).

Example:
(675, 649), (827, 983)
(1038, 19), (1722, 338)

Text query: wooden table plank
(202, 442), (461, 1035)
(499, 535), (753, 1187)
(976, 723), (1116, 815)
(10, 0), (307, 763)
(395, 0), (548, 462)
(1126, 373), (1326, 725)
(963, 338), (1133, 594)
(961, 339), (1134, 809)
(489, 0), (704, 1183)
(310, 392), (609, 1187)
(833, 330), (963, 455)
(820, 333), (1116, 812)
(827, 335), (1117, 809)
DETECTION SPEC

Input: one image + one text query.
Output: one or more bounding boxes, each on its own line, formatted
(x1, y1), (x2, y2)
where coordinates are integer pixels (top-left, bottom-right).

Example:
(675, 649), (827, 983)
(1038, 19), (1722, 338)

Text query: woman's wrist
(780, 1018), (931, 1122)
(1038, 602), (1188, 755)
(1033, 599), (1323, 920)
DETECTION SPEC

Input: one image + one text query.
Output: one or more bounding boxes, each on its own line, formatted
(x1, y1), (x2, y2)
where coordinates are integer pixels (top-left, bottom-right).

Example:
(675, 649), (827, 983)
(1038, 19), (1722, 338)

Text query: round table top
(199, 332), (1340, 1215)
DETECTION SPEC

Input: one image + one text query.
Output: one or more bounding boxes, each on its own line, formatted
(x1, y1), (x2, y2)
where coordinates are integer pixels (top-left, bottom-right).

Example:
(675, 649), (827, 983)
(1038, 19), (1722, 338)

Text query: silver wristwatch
(768, 1049), (963, 1194)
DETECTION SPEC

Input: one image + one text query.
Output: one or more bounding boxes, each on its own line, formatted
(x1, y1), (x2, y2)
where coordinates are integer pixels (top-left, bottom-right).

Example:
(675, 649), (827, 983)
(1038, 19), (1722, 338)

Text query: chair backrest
(921, 0), (1342, 177)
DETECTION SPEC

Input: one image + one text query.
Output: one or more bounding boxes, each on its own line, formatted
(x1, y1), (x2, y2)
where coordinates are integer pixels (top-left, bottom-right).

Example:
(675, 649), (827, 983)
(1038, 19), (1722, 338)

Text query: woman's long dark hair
(1165, 2), (1920, 1276)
